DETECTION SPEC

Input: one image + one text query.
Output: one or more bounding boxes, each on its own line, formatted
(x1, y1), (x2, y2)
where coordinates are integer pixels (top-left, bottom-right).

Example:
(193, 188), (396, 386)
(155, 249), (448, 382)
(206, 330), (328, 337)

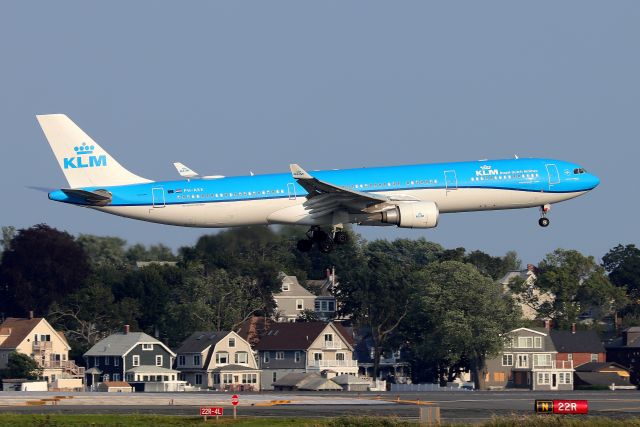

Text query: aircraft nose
(587, 174), (600, 190)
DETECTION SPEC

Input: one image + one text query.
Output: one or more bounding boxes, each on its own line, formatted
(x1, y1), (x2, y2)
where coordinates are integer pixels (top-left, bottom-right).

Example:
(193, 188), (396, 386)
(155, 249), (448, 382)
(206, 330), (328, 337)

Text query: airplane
(37, 114), (600, 253)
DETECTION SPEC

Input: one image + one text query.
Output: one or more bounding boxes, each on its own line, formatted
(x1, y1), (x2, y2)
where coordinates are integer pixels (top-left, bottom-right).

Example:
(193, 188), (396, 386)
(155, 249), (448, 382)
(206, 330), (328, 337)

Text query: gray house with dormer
(83, 325), (179, 391)
(273, 274), (337, 322)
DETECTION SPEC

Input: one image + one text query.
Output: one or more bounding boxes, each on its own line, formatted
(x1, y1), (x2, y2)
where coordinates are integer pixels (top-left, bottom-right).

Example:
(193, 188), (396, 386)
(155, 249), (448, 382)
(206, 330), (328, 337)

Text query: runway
(1, 390), (639, 423)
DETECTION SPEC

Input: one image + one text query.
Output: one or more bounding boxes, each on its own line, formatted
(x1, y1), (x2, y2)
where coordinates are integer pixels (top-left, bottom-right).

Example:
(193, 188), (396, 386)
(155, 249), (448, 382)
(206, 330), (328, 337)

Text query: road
(1, 390), (639, 424)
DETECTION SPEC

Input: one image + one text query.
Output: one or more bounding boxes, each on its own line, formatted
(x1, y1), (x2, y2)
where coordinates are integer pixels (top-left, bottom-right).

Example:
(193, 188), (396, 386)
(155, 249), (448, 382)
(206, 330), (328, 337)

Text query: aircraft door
(287, 183), (296, 200)
(152, 187), (166, 208)
(545, 164), (560, 189)
(444, 170), (458, 193)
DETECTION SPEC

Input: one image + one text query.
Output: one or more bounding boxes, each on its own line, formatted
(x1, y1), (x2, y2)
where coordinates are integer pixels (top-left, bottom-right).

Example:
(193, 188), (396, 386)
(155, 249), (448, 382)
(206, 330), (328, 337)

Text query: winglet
(289, 164), (313, 179)
(173, 162), (199, 178)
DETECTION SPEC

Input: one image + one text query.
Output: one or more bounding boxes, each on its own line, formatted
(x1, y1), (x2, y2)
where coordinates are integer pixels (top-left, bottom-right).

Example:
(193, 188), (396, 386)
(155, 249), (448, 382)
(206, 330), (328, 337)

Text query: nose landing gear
(296, 226), (349, 253)
(538, 204), (551, 227)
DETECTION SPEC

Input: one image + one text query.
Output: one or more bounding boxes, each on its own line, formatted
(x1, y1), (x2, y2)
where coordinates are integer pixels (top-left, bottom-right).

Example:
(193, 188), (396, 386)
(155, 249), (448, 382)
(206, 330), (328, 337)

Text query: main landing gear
(297, 226), (349, 253)
(538, 204), (551, 227)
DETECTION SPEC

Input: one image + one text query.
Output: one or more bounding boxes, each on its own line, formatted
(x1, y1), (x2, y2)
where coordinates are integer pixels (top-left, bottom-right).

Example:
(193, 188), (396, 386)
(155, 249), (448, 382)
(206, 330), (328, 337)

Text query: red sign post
(231, 394), (239, 419)
(200, 407), (224, 421)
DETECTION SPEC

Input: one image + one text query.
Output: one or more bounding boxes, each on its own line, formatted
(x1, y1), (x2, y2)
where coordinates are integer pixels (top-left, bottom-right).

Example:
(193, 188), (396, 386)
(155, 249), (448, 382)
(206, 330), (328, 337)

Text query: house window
(534, 354), (552, 367)
(235, 352), (248, 364)
(194, 355), (201, 366)
(517, 337), (534, 348)
(40, 334), (51, 341)
(132, 355), (140, 367)
(276, 351), (284, 360)
(324, 334), (333, 343)
(104, 356), (110, 366)
(142, 344), (154, 351)
(494, 372), (505, 382)
(336, 353), (345, 361)
(195, 374), (203, 385)
(294, 352), (301, 363)
(296, 299), (304, 310)
(534, 337), (542, 348)
(537, 372), (550, 385)
(223, 373), (233, 384)
(282, 283), (290, 292)
(216, 352), (228, 364)
(315, 301), (321, 311)
(228, 337), (236, 348)
(242, 374), (257, 384)
(273, 372), (277, 383)
(156, 355), (163, 366)
(314, 353), (323, 361)
(178, 355), (185, 366)
(559, 372), (573, 384)
(113, 374), (120, 381)
(328, 301), (335, 312)
(114, 357), (119, 366)
(263, 352), (270, 363)
(502, 354), (513, 366)
(567, 353), (573, 361)
(103, 374), (110, 382)
(591, 353), (598, 362)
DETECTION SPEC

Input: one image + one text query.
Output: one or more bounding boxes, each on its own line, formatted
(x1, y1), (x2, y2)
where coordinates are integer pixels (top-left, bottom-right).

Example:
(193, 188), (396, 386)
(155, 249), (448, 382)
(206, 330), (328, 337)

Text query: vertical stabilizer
(36, 114), (151, 188)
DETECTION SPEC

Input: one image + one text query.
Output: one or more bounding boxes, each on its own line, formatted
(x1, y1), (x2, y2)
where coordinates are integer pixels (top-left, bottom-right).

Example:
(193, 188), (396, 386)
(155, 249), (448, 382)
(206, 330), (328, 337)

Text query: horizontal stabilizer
(59, 188), (112, 206)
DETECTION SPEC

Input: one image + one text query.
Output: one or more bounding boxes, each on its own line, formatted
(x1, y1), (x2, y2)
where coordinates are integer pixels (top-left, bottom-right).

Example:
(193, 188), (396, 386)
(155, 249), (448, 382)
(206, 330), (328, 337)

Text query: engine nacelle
(380, 201), (439, 229)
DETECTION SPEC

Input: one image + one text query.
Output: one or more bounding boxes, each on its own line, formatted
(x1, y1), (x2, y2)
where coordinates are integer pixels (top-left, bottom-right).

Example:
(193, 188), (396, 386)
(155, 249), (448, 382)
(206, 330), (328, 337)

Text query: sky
(0, 1), (638, 265)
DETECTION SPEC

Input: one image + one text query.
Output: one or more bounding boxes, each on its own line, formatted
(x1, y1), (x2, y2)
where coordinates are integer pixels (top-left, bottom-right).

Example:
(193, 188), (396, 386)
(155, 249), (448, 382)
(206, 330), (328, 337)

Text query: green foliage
(0, 352), (42, 380)
(406, 261), (520, 388)
(0, 225), (15, 253)
(603, 244), (640, 302)
(0, 224), (89, 317)
(536, 249), (627, 327)
(465, 249), (521, 280)
(77, 234), (128, 267)
(296, 309), (322, 322)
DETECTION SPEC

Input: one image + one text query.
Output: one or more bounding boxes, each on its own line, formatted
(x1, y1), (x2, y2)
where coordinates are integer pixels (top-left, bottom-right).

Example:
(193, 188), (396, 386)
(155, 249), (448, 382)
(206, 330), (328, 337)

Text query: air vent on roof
(197, 334), (205, 340)
(209, 334), (216, 340)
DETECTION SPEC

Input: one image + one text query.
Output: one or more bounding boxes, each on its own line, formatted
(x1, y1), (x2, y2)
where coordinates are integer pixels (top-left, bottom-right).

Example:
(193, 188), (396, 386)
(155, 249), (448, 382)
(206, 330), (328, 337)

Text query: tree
(536, 249), (627, 327)
(603, 244), (640, 302)
(0, 226), (15, 254)
(125, 243), (176, 264)
(77, 234), (127, 267)
(465, 250), (521, 280)
(0, 224), (89, 317)
(336, 245), (414, 379)
(407, 261), (519, 389)
(296, 309), (321, 322)
(0, 352), (42, 380)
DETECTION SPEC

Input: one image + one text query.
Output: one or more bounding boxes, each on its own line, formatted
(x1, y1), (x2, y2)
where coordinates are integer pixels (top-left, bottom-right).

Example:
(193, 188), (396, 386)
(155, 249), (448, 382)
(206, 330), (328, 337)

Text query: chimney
(527, 264), (535, 272)
(28, 310), (34, 320)
(571, 323), (576, 334)
(544, 319), (550, 331)
(124, 324), (130, 334)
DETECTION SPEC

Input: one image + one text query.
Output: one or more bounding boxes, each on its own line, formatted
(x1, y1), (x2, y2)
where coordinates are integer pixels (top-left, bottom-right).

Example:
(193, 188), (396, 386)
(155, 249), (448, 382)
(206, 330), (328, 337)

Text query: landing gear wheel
(297, 239), (313, 252)
(333, 231), (348, 245)
(538, 217), (550, 227)
(318, 238), (335, 254)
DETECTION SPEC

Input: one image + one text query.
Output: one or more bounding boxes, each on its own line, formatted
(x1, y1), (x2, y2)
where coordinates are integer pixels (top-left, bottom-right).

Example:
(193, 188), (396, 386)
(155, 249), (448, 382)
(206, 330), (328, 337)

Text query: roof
(274, 275), (314, 297)
(550, 330), (604, 353)
(332, 374), (370, 385)
(299, 377), (342, 391)
(211, 364), (259, 372)
(624, 326), (640, 333)
(272, 372), (313, 387)
(575, 362), (630, 373)
(176, 331), (229, 354)
(102, 381), (132, 388)
(255, 322), (353, 351)
(125, 366), (179, 374)
(272, 372), (342, 390)
(575, 372), (631, 387)
(0, 317), (44, 349)
(84, 332), (174, 357)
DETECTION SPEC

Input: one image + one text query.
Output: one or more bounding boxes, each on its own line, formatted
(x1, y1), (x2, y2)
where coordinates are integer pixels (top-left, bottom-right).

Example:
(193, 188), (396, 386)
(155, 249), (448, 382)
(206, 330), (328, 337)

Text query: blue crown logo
(74, 142), (94, 155)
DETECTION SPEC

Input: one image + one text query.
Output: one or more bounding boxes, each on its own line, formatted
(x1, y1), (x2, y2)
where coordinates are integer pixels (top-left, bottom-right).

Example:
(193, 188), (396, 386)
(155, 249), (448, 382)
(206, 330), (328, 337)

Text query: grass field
(0, 414), (639, 427)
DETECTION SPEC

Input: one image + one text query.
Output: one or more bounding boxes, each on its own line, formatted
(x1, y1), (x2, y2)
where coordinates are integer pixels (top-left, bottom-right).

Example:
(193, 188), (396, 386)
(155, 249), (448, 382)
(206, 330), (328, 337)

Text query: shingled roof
(175, 331), (229, 354)
(550, 330), (604, 353)
(254, 322), (353, 351)
(0, 317), (43, 349)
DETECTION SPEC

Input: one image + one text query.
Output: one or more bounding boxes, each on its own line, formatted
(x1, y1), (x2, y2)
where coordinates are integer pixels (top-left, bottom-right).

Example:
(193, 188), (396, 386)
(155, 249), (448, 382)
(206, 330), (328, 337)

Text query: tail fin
(36, 114), (151, 188)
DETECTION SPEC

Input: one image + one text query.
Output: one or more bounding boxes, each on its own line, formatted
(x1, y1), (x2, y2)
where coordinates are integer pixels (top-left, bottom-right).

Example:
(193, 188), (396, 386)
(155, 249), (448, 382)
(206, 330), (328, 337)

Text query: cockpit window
(573, 168), (587, 174)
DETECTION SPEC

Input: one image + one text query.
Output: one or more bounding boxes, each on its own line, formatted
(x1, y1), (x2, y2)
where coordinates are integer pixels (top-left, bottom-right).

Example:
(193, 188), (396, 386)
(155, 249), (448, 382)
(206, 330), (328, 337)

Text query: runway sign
(200, 407), (224, 416)
(535, 400), (588, 414)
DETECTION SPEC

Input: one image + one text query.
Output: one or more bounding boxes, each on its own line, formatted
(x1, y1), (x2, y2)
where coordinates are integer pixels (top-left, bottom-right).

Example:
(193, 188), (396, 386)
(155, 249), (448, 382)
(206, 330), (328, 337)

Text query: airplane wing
(289, 164), (390, 219)
(173, 162), (199, 178)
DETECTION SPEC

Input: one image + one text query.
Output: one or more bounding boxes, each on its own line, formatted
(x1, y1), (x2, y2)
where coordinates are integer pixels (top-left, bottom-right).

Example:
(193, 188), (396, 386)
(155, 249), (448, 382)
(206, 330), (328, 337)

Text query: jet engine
(379, 201), (439, 229)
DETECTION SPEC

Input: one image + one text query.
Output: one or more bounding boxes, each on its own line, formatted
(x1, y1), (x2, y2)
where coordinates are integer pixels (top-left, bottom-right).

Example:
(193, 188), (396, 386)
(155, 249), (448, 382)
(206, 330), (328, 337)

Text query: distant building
(175, 331), (261, 391)
(273, 274), (337, 322)
(0, 313), (84, 384)
(573, 362), (633, 389)
(605, 326), (640, 385)
(354, 330), (410, 382)
(550, 326), (605, 368)
(485, 327), (574, 391)
(499, 265), (554, 320)
(83, 325), (182, 392)
(272, 372), (342, 391)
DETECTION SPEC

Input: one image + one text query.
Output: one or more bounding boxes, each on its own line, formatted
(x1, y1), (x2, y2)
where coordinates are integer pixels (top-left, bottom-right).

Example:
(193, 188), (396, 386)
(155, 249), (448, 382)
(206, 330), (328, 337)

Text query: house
(175, 331), (261, 391)
(249, 321), (357, 390)
(550, 326), (605, 368)
(0, 313), (84, 384)
(97, 381), (133, 392)
(84, 325), (181, 391)
(273, 274), (337, 322)
(484, 327), (574, 391)
(499, 265), (554, 320)
(574, 362), (633, 389)
(605, 326), (640, 385)
(332, 374), (371, 391)
(354, 331), (410, 383)
(272, 372), (342, 391)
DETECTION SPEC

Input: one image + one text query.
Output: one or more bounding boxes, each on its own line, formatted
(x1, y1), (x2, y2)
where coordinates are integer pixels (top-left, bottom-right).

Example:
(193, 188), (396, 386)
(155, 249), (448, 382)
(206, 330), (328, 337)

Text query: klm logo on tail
(63, 142), (107, 169)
